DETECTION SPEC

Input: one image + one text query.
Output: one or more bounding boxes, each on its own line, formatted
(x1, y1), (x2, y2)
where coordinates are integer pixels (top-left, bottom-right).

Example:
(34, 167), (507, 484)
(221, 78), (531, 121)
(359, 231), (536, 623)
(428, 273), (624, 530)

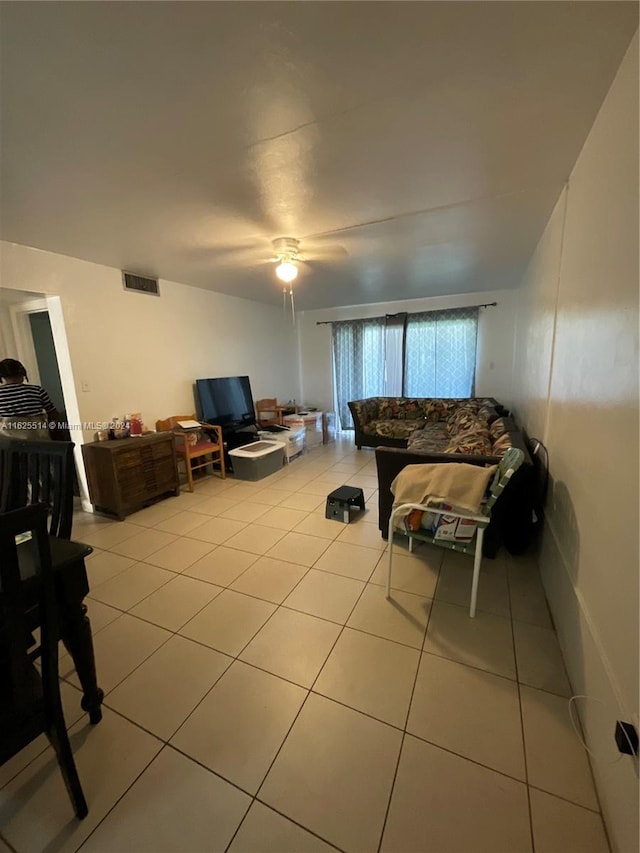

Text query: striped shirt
(0, 383), (55, 416)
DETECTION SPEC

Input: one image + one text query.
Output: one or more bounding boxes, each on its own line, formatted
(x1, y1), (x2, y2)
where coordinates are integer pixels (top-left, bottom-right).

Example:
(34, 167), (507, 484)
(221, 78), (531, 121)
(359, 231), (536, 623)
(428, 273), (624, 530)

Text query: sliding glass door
(332, 307), (479, 430)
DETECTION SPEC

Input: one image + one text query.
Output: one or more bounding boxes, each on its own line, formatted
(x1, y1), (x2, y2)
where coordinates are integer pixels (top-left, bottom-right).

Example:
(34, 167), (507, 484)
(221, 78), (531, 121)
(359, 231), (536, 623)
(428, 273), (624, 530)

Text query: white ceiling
(1, 2), (637, 310)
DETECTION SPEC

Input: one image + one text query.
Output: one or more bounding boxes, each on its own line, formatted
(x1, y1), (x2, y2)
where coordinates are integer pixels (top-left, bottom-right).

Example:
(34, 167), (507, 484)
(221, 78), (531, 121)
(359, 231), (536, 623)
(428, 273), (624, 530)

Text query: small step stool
(325, 486), (366, 523)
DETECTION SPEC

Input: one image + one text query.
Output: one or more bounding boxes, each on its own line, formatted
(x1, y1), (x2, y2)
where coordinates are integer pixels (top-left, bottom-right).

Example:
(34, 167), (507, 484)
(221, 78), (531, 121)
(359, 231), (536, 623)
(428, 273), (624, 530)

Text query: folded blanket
(391, 462), (497, 522)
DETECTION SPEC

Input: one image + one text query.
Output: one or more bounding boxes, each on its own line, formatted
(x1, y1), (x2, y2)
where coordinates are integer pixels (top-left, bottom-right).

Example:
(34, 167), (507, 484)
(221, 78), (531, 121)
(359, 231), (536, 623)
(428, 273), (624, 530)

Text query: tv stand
(222, 425), (259, 470)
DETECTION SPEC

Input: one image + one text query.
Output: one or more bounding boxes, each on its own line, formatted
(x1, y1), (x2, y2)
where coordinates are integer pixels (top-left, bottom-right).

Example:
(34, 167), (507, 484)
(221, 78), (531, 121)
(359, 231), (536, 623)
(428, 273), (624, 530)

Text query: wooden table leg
(59, 602), (104, 724)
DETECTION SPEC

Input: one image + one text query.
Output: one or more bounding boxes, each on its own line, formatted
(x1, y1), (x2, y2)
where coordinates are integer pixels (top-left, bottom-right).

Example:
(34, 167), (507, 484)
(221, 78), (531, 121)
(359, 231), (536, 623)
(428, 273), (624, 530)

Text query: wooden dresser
(82, 432), (179, 519)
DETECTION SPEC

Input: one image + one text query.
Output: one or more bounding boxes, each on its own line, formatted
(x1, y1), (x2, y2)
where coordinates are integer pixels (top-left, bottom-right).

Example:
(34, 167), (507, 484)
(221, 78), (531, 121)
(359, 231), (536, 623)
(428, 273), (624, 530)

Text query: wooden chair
(386, 447), (525, 617)
(255, 398), (281, 426)
(0, 438), (75, 539)
(155, 414), (225, 492)
(0, 504), (88, 819)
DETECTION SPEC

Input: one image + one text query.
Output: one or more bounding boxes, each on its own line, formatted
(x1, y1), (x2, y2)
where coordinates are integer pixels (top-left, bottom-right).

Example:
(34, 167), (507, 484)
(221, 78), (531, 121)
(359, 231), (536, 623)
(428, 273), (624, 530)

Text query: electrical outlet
(615, 721), (639, 757)
(81, 379), (90, 392)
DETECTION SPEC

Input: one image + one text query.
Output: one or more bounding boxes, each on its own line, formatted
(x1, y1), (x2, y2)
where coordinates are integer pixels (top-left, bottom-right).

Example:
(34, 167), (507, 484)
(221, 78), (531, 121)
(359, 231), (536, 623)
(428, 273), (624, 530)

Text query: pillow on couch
(491, 432), (515, 456)
(424, 399), (460, 423)
(399, 399), (427, 419)
(447, 413), (480, 435)
(445, 425), (493, 456)
(490, 417), (512, 439)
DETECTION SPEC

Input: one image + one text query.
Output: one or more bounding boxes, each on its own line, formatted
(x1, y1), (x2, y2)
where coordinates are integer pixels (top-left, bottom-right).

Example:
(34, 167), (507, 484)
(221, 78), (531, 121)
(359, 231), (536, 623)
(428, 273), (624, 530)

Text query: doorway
(29, 311), (65, 415)
(2, 291), (91, 509)
(27, 310), (72, 442)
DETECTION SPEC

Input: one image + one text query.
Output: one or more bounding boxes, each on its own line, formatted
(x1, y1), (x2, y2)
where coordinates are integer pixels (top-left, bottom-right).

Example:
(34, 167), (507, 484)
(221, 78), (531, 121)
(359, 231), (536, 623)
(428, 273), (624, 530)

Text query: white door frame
(9, 296), (92, 511)
(9, 297), (46, 384)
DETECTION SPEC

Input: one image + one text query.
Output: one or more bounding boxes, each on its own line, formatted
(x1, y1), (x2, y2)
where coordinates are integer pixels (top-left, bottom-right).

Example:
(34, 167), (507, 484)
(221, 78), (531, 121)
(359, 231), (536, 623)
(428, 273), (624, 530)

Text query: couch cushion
(364, 419), (423, 440)
(488, 417), (516, 457)
(407, 422), (450, 452)
(444, 429), (493, 456)
(424, 399), (461, 423)
(489, 417), (509, 439)
(399, 399), (428, 419)
(491, 432), (515, 457)
(377, 398), (429, 420)
(447, 413), (483, 436)
(479, 403), (500, 424)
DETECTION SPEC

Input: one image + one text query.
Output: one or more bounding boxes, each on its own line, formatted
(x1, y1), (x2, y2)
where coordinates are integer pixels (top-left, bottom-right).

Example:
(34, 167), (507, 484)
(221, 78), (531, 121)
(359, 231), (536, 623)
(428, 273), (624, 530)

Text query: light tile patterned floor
(0, 437), (610, 853)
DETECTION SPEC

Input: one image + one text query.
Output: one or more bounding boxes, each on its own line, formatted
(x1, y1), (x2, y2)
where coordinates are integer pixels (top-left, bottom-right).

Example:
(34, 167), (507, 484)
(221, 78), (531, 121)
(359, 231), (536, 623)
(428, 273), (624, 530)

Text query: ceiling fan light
(275, 261), (298, 283)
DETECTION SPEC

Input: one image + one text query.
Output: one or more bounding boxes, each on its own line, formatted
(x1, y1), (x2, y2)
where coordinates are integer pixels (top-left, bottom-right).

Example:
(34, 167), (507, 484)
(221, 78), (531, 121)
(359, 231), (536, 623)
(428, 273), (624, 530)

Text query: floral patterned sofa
(347, 396), (507, 452)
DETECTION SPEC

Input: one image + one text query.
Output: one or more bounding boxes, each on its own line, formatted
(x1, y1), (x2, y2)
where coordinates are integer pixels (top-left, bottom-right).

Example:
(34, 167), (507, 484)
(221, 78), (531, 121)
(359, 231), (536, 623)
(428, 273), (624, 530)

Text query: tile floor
(0, 436), (610, 853)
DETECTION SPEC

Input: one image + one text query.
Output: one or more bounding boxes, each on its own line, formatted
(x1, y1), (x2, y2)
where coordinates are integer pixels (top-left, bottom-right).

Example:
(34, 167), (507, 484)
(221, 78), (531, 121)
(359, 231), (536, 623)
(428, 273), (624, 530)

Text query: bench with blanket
(374, 407), (535, 555)
(386, 449), (524, 616)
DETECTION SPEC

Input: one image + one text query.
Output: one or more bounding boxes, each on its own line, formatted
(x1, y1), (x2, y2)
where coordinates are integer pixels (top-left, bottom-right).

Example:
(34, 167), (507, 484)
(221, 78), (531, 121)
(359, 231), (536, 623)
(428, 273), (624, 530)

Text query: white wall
(0, 241), (300, 503)
(297, 288), (518, 418)
(512, 33), (638, 853)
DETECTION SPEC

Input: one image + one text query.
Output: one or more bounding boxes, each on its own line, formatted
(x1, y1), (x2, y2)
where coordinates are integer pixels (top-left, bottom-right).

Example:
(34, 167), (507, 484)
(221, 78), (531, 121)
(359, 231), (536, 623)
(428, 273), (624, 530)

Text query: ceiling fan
(272, 236), (305, 283)
(184, 227), (347, 320)
(195, 233), (346, 272)
(270, 237), (313, 323)
(207, 233), (346, 319)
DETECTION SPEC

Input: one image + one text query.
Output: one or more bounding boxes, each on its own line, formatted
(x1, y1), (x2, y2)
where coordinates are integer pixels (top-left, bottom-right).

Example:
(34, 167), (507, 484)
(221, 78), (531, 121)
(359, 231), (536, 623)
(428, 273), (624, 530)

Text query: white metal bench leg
(386, 509), (399, 599)
(469, 526), (485, 618)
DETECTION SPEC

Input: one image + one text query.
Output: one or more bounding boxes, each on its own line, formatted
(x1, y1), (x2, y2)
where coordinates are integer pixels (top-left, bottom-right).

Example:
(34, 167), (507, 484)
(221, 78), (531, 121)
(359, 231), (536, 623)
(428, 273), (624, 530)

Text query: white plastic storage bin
(322, 412), (337, 444)
(282, 411), (323, 448)
(257, 427), (306, 461)
(229, 441), (286, 481)
(285, 426), (306, 459)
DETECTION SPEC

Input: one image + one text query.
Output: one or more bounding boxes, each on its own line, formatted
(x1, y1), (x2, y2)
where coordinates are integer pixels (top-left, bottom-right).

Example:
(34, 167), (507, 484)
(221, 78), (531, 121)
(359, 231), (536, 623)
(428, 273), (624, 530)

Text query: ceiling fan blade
(185, 239), (273, 266)
(300, 240), (348, 262)
(295, 258), (334, 275)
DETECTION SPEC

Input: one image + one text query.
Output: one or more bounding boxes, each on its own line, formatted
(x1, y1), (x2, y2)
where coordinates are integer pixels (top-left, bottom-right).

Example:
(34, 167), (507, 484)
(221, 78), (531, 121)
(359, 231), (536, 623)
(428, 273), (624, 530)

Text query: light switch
(81, 379), (90, 392)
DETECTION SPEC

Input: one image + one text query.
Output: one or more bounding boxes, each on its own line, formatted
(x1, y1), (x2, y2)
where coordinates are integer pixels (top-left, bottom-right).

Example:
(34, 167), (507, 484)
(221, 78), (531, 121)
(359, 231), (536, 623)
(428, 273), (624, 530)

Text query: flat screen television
(195, 375), (256, 432)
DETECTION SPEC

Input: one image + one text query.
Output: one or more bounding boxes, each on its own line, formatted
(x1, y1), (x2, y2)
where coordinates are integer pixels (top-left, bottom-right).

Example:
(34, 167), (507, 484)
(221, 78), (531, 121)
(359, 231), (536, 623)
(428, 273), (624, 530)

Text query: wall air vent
(122, 271), (160, 296)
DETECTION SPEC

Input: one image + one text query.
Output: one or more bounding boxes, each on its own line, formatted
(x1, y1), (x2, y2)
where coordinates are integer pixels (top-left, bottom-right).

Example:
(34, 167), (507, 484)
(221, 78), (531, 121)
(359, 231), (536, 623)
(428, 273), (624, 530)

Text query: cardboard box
(282, 411), (323, 448)
(432, 507), (460, 541)
(452, 516), (479, 542)
(431, 503), (479, 542)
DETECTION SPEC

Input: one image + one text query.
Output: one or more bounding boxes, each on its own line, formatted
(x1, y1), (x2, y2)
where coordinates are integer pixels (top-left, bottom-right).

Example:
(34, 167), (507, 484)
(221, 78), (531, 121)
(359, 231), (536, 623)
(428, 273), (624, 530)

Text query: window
(332, 307), (479, 429)
(404, 307), (479, 398)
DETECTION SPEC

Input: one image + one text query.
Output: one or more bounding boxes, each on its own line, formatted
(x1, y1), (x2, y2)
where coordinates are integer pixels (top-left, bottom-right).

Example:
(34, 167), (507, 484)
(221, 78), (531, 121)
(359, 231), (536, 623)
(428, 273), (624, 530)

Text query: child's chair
(155, 414), (225, 492)
(255, 399), (280, 426)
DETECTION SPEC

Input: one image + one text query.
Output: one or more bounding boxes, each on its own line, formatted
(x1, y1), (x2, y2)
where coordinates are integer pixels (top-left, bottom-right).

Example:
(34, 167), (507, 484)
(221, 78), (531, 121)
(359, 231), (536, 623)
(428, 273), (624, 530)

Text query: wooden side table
(82, 432), (179, 519)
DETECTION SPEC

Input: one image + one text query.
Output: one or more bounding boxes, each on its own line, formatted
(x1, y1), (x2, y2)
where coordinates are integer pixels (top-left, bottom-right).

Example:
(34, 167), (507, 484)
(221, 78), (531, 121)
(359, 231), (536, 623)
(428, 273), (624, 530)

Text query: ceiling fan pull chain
(290, 286), (296, 326)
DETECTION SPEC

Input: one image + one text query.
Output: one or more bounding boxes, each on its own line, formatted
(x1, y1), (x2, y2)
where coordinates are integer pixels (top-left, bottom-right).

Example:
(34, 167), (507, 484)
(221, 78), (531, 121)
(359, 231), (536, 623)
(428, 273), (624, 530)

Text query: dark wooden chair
(0, 504), (88, 819)
(0, 438), (75, 539)
(0, 437), (105, 724)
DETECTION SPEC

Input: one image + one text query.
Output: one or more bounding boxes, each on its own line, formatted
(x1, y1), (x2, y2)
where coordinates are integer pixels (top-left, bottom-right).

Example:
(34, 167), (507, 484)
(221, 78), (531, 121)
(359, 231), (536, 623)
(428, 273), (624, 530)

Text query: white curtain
(384, 314), (406, 396)
(404, 307), (479, 397)
(332, 307), (479, 429)
(332, 318), (385, 429)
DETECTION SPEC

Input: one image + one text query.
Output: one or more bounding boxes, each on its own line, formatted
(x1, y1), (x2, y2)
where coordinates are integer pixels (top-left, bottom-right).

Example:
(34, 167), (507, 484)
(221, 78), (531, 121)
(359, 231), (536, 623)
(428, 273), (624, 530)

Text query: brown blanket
(391, 462), (497, 520)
